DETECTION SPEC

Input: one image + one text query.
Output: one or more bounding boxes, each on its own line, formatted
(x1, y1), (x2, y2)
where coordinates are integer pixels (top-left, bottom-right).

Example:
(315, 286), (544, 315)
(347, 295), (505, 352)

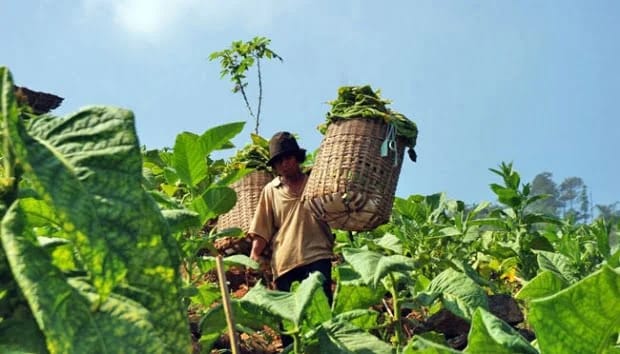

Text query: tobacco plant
(201, 272), (393, 354)
(0, 67), (190, 353)
(141, 122), (261, 310)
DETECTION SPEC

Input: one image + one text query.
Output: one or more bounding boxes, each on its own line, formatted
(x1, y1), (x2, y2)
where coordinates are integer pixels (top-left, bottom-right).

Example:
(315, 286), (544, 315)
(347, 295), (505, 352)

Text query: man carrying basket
(248, 131), (334, 304)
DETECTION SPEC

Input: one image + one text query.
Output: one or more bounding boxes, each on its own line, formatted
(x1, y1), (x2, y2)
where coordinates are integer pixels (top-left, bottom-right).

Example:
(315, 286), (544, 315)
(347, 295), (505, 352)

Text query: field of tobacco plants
(1, 66), (619, 353)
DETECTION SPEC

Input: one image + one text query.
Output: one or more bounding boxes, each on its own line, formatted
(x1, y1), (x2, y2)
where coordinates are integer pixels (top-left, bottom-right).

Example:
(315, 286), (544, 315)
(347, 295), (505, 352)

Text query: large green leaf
(465, 308), (537, 354)
(490, 184), (520, 208)
(0, 68), (20, 158)
(331, 310), (380, 332)
(533, 250), (579, 284)
(515, 270), (568, 301)
(242, 272), (331, 327)
(333, 265), (385, 315)
(15, 105), (189, 350)
(314, 319), (393, 354)
(529, 266), (620, 354)
(342, 248), (415, 287)
(2, 88), (189, 351)
(198, 254), (259, 273)
(0, 304), (47, 354)
(17, 198), (58, 227)
(199, 271), (329, 352)
(190, 283), (221, 308)
(199, 300), (281, 352)
(373, 233), (404, 254)
(393, 195), (427, 223)
(4, 80), (127, 300)
(204, 186), (237, 216)
(172, 132), (208, 187)
(160, 208), (201, 234)
(0, 203), (170, 354)
(171, 122), (244, 188)
(421, 268), (488, 320)
(403, 336), (460, 353)
(200, 121), (245, 156)
(191, 185), (236, 223)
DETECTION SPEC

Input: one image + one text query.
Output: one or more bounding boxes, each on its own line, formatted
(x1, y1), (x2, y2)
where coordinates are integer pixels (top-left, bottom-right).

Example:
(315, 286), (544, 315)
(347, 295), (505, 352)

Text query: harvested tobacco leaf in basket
(304, 85), (418, 231)
(216, 134), (274, 256)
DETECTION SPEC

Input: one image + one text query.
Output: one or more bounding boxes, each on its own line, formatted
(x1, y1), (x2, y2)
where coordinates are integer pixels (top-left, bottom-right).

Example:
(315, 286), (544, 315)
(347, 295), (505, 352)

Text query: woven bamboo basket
(302, 117), (405, 231)
(215, 170), (273, 255)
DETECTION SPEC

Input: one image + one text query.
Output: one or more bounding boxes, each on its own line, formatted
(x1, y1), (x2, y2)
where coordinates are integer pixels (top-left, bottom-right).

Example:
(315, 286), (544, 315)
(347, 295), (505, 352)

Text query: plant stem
(236, 78), (256, 124)
(389, 273), (404, 352)
(293, 333), (300, 354)
(256, 56), (262, 135)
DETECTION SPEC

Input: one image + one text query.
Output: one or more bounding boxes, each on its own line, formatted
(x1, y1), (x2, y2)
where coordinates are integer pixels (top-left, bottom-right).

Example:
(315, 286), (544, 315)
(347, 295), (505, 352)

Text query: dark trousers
(274, 258), (333, 305)
(274, 258), (332, 349)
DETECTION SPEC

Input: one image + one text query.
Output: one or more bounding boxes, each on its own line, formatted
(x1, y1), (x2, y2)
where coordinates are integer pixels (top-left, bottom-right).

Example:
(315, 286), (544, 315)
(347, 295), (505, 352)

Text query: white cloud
(80, 0), (305, 43)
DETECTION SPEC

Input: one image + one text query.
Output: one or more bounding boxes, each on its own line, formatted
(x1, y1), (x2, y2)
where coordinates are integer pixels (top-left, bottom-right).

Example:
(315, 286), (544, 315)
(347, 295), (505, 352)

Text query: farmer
(248, 131), (334, 304)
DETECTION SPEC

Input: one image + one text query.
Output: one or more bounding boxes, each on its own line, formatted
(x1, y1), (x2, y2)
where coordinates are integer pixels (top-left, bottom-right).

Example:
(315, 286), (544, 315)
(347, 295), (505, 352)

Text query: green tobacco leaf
(1, 68), (20, 150)
(24, 107), (190, 350)
(190, 283), (221, 308)
(422, 268), (488, 320)
(515, 270), (568, 301)
(609, 249), (620, 268)
(333, 265), (385, 315)
(200, 255), (259, 271)
(393, 196), (423, 221)
(529, 266), (620, 354)
(534, 250), (579, 284)
(222, 254), (259, 269)
(250, 132), (269, 146)
(203, 186), (237, 215)
(332, 309), (380, 332)
(18, 198), (58, 227)
(469, 201), (491, 219)
(0, 203), (171, 354)
(403, 336), (460, 353)
(342, 248), (415, 287)
(0, 305), (47, 354)
(451, 260), (497, 292)
(172, 132), (208, 187)
(523, 213), (562, 226)
(12, 107), (134, 300)
(39, 236), (79, 272)
(191, 186), (236, 223)
(490, 184), (520, 207)
(315, 319), (393, 354)
(163, 166), (179, 186)
(242, 273), (331, 327)
(465, 308), (537, 354)
(199, 300), (281, 352)
(161, 208), (201, 234)
(200, 121), (245, 155)
(373, 232), (404, 254)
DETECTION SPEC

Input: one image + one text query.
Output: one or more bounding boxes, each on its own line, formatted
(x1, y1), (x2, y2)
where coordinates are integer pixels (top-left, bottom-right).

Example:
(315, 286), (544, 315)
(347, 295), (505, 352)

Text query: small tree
(209, 37), (283, 135)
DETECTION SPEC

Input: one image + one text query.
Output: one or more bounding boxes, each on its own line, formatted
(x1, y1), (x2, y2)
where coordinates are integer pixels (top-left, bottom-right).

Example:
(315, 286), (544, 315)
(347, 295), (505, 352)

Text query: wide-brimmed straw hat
(267, 131), (306, 166)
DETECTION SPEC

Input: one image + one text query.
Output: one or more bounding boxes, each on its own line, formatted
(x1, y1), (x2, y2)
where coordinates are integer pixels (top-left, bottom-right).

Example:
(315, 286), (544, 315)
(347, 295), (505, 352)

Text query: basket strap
(380, 122), (399, 166)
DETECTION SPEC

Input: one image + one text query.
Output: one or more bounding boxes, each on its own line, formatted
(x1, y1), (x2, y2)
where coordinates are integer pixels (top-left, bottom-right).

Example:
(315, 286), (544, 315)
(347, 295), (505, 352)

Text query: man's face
(273, 154), (299, 177)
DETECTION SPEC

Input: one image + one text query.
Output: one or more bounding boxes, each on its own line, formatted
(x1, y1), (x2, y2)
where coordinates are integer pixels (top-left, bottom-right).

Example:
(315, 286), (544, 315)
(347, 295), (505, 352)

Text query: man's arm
(249, 233), (268, 262)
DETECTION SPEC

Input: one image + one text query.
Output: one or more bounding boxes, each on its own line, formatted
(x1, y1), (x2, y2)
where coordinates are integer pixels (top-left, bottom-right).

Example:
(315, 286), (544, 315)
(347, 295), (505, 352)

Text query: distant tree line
(527, 172), (620, 224)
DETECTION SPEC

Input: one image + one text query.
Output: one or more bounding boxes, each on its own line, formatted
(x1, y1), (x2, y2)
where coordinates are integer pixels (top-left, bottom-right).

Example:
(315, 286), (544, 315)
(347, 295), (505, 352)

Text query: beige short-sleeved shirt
(249, 176), (334, 279)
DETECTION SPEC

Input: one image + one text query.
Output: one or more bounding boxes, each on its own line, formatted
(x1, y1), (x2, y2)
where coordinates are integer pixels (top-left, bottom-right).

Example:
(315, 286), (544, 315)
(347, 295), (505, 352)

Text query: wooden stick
(216, 255), (240, 354)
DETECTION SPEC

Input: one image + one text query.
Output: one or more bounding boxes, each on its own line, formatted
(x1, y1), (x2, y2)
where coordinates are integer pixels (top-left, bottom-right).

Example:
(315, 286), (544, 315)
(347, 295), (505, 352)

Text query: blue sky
(2, 0), (619, 208)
